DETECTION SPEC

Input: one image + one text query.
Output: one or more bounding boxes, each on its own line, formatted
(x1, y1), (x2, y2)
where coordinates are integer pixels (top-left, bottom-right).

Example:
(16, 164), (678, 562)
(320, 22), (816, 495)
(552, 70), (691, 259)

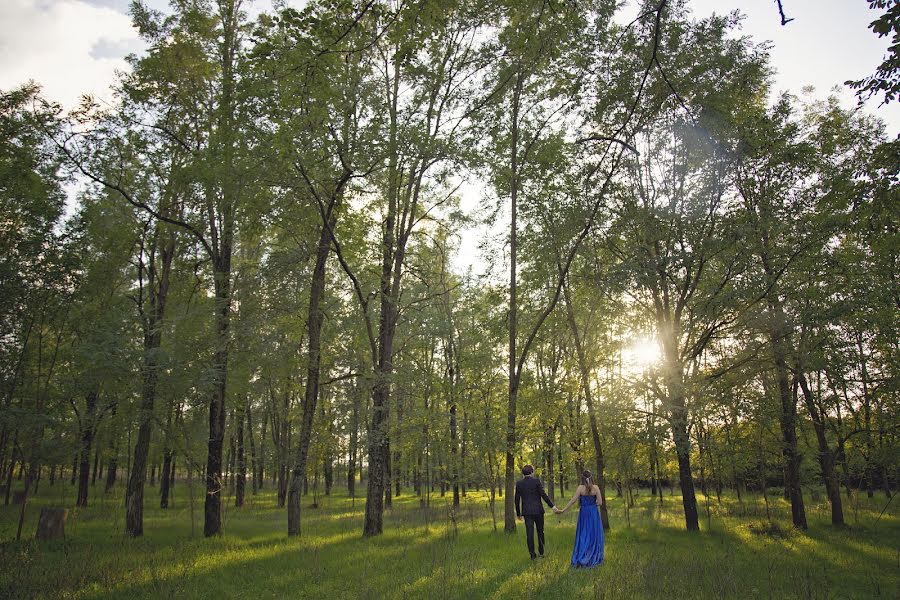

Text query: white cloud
(0, 0), (144, 109)
(689, 0), (900, 134)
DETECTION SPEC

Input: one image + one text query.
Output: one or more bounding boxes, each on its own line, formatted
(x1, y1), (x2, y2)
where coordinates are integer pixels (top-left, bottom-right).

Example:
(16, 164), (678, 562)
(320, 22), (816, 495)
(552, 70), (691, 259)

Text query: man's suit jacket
(515, 475), (554, 516)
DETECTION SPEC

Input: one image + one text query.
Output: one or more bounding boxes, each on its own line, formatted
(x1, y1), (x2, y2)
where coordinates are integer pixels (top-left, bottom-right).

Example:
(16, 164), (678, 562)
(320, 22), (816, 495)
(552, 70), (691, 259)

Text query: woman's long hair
(581, 470), (593, 492)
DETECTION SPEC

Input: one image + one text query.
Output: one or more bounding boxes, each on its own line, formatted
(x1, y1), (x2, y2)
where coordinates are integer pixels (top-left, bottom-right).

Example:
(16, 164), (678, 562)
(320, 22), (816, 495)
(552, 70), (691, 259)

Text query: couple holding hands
(514, 464), (605, 568)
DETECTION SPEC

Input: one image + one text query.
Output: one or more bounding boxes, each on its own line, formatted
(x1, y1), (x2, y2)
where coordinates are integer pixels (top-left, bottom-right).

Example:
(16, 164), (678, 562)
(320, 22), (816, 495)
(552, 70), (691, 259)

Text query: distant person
(555, 469), (605, 568)
(515, 464), (557, 560)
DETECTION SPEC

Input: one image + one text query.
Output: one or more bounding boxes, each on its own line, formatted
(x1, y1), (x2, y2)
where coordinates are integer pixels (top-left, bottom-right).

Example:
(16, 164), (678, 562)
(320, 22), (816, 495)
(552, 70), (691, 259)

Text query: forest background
(0, 0), (898, 598)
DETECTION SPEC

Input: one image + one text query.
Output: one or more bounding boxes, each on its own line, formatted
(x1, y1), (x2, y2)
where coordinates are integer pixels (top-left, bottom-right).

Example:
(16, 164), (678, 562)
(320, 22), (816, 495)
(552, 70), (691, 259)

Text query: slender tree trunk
(563, 280), (610, 529)
(649, 417), (658, 498)
(204, 261), (231, 536)
(797, 371), (842, 525)
(504, 69), (524, 534)
(15, 464), (34, 541)
(856, 331), (876, 499)
(325, 458), (333, 496)
(544, 426), (555, 504)
(768, 298), (807, 529)
(159, 401), (176, 508)
(0, 427), (8, 489)
(104, 422), (119, 494)
(91, 446), (100, 486)
(393, 445), (400, 499)
(235, 400), (246, 508)
(258, 404), (267, 491)
(448, 358), (460, 508)
(125, 347), (160, 535)
(226, 425), (235, 494)
(461, 412), (468, 497)
(348, 389), (359, 498)
(246, 397), (257, 496)
(289, 213), (334, 536)
(77, 391), (99, 508)
(203, 0), (238, 538)
(557, 443), (564, 499)
(160, 448), (173, 509)
(3, 430), (16, 505)
(125, 222), (175, 536)
(384, 439), (393, 507)
(660, 325), (699, 531)
(363, 46), (405, 537)
(277, 402), (289, 507)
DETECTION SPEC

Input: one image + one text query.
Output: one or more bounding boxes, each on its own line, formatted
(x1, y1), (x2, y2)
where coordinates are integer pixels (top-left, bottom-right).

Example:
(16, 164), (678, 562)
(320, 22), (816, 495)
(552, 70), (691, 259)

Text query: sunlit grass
(0, 481), (897, 599)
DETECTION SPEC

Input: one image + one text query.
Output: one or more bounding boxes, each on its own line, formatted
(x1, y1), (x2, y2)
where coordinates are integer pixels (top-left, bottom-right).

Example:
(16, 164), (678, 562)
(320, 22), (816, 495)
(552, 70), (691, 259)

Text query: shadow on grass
(1, 485), (898, 600)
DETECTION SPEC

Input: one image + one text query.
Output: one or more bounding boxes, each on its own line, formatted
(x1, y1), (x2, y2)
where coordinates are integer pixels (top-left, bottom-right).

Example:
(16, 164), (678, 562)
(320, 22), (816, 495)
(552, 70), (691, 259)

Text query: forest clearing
(1, 484), (898, 599)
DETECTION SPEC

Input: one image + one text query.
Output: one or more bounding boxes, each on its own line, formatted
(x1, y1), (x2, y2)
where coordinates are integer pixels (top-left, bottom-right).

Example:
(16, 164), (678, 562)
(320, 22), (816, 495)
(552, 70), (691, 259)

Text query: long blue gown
(571, 494), (604, 568)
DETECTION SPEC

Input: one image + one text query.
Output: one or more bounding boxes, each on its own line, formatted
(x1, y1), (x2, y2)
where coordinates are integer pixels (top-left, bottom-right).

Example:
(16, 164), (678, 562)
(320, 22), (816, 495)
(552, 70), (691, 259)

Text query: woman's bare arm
(557, 485), (584, 513)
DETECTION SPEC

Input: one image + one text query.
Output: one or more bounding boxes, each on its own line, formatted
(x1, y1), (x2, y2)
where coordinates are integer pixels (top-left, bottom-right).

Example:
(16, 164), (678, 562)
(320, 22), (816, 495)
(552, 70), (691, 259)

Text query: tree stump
(12, 491), (26, 505)
(36, 508), (67, 540)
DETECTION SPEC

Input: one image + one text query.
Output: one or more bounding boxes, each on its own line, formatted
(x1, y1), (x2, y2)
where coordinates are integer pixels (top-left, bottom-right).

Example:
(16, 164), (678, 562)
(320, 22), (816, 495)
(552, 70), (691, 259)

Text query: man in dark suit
(515, 464), (557, 559)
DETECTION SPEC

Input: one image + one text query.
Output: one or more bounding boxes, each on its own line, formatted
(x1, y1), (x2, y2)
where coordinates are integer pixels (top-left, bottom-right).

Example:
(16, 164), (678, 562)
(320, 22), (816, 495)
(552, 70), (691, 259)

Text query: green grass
(0, 480), (897, 599)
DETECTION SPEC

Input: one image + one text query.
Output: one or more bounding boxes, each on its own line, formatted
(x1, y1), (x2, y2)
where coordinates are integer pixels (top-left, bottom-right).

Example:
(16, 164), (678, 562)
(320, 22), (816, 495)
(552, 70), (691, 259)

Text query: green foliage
(847, 0), (900, 104)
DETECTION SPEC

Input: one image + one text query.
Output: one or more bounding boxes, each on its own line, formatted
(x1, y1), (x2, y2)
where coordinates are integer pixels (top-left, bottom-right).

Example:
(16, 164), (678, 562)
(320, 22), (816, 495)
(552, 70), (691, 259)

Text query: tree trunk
(160, 447), (173, 509)
(768, 299), (807, 530)
(235, 400), (246, 508)
(91, 446), (100, 487)
(160, 401), (176, 508)
(203, 0), (238, 538)
(246, 397), (257, 496)
(563, 281), (610, 529)
(258, 403), (266, 491)
(544, 425), (555, 505)
(856, 331), (876, 499)
(323, 456), (332, 495)
(125, 350), (161, 535)
(384, 440), (393, 508)
(77, 391), (99, 508)
(104, 438), (118, 494)
(449, 375), (460, 508)
(461, 412), (468, 497)
(362, 47), (406, 536)
(348, 389), (359, 498)
(204, 261), (231, 536)
(797, 371), (842, 525)
(504, 69), (525, 535)
(125, 221), (175, 536)
(364, 380), (389, 536)
(289, 214), (333, 536)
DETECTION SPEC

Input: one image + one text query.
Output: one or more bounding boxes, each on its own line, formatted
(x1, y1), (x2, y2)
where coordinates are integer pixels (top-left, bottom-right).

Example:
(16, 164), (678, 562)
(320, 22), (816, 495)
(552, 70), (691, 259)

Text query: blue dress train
(571, 494), (604, 568)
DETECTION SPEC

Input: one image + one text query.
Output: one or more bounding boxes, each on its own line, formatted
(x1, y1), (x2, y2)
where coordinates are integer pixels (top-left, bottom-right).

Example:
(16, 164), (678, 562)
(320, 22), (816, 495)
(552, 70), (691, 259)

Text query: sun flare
(624, 336), (661, 370)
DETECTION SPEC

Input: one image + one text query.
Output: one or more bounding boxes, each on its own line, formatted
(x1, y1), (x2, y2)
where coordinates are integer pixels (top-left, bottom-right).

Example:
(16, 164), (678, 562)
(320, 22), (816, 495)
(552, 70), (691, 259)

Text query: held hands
(552, 506), (563, 515)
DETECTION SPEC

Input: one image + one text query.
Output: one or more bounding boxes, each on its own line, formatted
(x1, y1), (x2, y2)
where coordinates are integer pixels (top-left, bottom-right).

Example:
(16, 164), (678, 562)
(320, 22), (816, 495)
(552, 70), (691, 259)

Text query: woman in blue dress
(555, 470), (604, 568)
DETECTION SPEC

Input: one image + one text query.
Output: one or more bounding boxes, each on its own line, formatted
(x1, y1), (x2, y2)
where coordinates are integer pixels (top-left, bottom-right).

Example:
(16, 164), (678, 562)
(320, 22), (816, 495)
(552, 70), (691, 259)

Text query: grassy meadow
(0, 480), (897, 599)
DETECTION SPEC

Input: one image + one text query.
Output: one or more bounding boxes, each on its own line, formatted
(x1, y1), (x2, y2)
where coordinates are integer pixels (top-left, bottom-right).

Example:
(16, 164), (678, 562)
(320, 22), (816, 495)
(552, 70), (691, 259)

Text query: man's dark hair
(521, 464), (534, 476)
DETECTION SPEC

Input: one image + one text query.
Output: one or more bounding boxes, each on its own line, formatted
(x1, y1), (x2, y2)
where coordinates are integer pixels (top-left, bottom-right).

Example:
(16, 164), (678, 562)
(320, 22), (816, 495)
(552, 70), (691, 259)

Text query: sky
(688, 0), (899, 131)
(1, 0), (896, 275)
(1, 0), (896, 126)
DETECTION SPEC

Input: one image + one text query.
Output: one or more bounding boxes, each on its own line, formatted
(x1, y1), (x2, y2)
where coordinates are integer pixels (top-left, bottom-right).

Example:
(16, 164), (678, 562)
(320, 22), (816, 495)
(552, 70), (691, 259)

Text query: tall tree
(62, 0), (259, 536)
